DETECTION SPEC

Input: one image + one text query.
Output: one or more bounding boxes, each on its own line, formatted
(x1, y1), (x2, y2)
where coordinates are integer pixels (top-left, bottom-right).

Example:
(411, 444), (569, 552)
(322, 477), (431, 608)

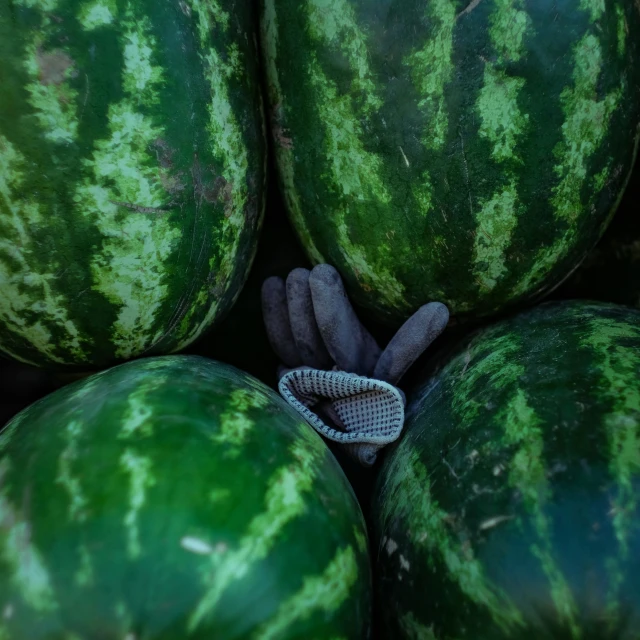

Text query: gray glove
(261, 264), (449, 466)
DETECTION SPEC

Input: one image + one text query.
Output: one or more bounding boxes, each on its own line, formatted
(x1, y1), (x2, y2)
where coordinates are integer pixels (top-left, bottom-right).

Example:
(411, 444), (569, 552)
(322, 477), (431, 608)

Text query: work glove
(261, 264), (449, 466)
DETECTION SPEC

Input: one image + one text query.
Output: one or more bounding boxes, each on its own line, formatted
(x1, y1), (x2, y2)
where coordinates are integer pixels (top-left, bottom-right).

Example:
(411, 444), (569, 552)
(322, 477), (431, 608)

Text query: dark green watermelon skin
(259, 0), (640, 325)
(0, 355), (371, 639)
(0, 0), (266, 369)
(372, 300), (640, 639)
(555, 160), (640, 309)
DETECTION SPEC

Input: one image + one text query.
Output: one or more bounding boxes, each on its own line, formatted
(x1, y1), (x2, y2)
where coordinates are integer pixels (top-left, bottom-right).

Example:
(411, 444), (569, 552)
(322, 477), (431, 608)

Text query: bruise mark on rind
(36, 49), (77, 86)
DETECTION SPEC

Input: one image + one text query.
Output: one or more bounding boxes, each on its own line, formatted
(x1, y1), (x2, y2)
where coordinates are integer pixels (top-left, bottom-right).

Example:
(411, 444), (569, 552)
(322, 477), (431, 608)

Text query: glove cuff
(278, 368), (405, 466)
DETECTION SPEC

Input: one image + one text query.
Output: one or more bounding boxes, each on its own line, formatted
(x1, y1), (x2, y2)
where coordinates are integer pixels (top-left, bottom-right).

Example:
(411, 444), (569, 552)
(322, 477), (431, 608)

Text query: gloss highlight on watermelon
(0, 0), (266, 368)
(260, 0), (640, 325)
(0, 355), (371, 638)
(372, 300), (640, 638)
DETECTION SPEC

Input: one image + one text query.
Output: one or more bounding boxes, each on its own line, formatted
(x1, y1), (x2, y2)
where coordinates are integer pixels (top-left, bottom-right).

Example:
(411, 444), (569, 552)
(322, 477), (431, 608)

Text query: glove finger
(286, 268), (333, 369)
(309, 264), (381, 376)
(374, 301), (449, 385)
(261, 276), (303, 368)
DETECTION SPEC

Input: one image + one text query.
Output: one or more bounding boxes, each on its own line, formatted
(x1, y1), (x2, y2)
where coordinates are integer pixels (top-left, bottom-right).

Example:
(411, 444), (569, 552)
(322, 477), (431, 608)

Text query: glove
(261, 264), (449, 466)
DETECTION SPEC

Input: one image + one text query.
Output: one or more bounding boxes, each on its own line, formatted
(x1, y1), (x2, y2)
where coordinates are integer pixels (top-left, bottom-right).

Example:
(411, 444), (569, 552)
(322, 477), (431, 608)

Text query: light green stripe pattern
(254, 546), (358, 640)
(188, 439), (326, 630)
(304, 0), (407, 309)
(512, 3), (622, 296)
(0, 458), (58, 613)
(261, 0), (324, 264)
(448, 331), (579, 631)
(0, 0), (88, 365)
(473, 0), (531, 292)
(381, 449), (524, 631)
(499, 389), (580, 638)
(74, 8), (181, 360)
(582, 316), (640, 614)
(178, 0), (253, 345)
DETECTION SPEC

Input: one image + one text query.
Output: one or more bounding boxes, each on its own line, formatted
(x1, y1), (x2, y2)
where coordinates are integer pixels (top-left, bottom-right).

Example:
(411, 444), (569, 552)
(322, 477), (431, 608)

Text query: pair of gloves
(261, 264), (449, 466)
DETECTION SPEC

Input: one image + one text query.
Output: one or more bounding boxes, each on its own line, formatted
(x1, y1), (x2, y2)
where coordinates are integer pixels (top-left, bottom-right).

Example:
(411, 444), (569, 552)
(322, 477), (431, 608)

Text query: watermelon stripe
(260, 0), (323, 264)
(303, 1), (408, 309)
(406, 0), (456, 154)
(0, 460), (58, 613)
(511, 21), (625, 298)
(55, 420), (89, 523)
(178, 0), (253, 342)
(212, 388), (271, 451)
(0, 133), (87, 365)
(581, 315), (640, 614)
(404, 0), (456, 294)
(472, 0), (530, 292)
(581, 0), (606, 23)
(188, 438), (326, 631)
(617, 4), (628, 54)
(253, 545), (358, 640)
(399, 611), (438, 639)
(499, 389), (580, 636)
(78, 0), (117, 30)
(449, 326), (581, 632)
(120, 448), (155, 559)
(378, 448), (524, 632)
(75, 8), (181, 361)
(75, 545), (94, 587)
(436, 328), (579, 631)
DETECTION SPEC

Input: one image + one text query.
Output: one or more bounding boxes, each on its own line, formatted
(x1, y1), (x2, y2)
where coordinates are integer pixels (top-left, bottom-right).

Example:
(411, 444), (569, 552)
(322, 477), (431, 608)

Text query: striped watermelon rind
(259, 0), (640, 325)
(372, 300), (640, 638)
(0, 354), (371, 638)
(0, 0), (266, 369)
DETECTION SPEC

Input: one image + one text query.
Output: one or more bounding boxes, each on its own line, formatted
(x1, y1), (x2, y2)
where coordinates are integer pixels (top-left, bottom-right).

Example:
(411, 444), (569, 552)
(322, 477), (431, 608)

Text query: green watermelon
(0, 0), (266, 369)
(372, 300), (640, 638)
(0, 355), (371, 638)
(555, 159), (640, 309)
(259, 0), (640, 325)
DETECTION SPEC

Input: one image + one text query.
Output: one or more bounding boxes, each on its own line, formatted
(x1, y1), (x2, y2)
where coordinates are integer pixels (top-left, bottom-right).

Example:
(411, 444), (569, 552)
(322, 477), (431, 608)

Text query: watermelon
(555, 159), (640, 309)
(371, 300), (640, 638)
(0, 355), (371, 638)
(0, 0), (266, 369)
(259, 0), (640, 325)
